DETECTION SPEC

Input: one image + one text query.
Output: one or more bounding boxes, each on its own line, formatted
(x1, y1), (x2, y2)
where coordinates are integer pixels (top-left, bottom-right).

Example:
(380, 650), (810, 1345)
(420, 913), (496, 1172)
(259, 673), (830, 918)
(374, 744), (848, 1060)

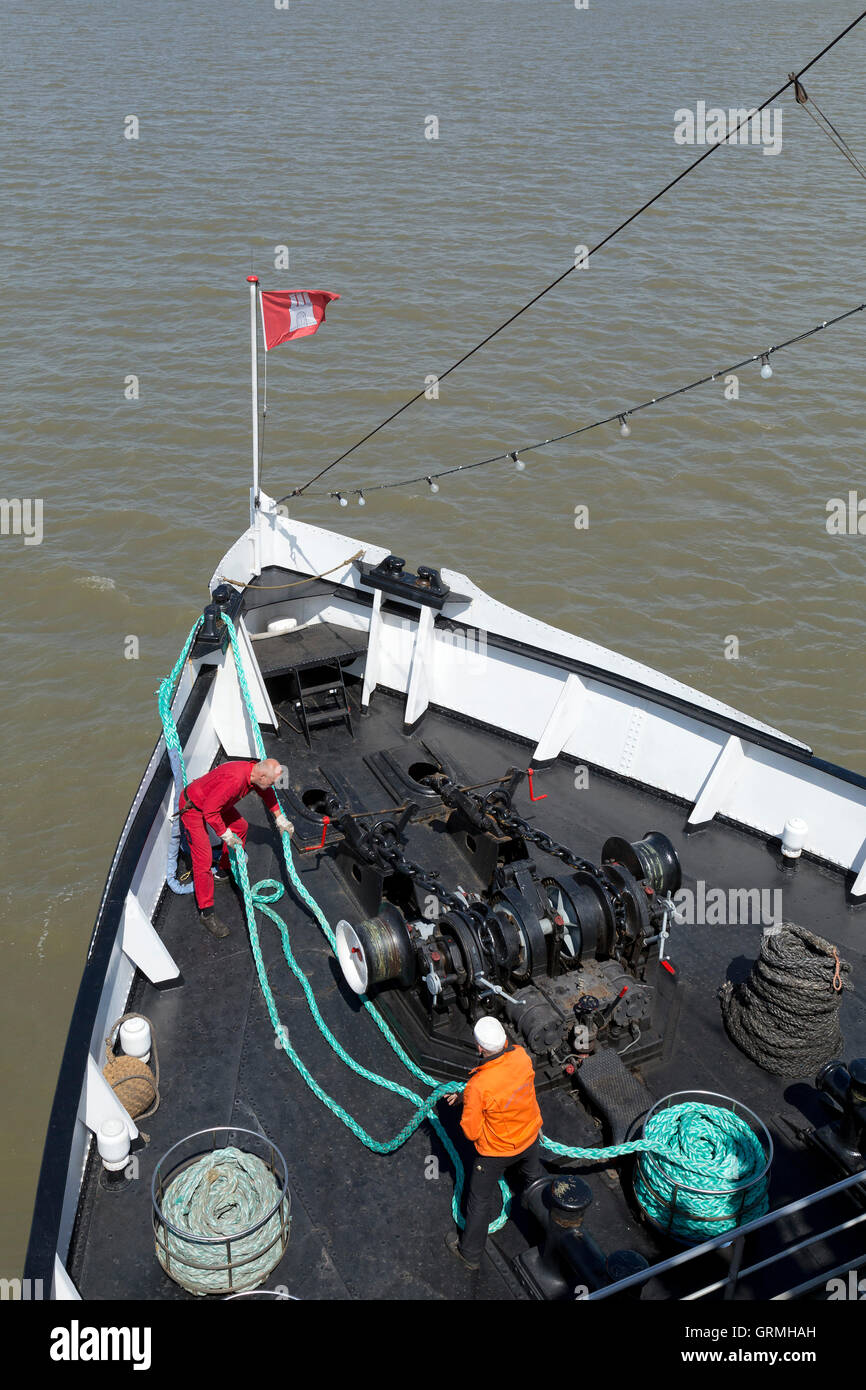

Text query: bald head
(250, 758), (283, 790)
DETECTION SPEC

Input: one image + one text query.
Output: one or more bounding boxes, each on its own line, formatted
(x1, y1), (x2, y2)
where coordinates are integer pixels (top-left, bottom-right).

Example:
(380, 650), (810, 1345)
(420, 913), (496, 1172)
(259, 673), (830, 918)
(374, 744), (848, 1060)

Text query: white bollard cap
(119, 1016), (151, 1062)
(781, 817), (808, 858)
(97, 1119), (130, 1170)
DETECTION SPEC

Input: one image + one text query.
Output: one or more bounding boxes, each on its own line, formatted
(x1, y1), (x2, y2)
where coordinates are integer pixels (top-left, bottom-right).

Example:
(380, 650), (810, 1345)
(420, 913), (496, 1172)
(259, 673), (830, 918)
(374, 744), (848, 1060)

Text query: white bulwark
(220, 494), (864, 887)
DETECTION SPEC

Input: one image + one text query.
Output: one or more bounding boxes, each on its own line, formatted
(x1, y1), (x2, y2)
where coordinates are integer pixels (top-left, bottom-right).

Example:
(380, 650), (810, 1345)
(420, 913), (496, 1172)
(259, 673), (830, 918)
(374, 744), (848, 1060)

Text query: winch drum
(335, 903), (417, 994)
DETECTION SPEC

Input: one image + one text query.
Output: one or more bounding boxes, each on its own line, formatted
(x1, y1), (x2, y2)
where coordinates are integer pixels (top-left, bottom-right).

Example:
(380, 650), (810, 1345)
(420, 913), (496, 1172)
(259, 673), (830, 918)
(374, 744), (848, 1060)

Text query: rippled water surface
(2, 0), (865, 1270)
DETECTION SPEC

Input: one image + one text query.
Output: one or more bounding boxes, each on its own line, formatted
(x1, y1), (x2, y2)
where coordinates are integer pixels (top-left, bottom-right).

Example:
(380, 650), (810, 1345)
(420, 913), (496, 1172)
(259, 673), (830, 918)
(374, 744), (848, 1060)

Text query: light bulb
(760, 355), (773, 380)
(510, 450), (525, 471)
(619, 415), (631, 437)
(358, 492), (366, 506)
(337, 493), (348, 507)
(427, 476), (440, 494)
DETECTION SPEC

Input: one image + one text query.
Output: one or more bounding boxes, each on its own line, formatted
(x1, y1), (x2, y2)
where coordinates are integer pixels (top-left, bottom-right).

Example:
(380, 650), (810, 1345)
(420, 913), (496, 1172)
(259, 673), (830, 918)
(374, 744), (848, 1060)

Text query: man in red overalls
(179, 758), (292, 938)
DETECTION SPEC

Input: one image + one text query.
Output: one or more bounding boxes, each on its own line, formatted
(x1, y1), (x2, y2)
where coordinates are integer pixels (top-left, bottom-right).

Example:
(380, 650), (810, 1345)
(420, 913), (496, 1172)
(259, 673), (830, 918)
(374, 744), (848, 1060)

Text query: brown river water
(2, 0), (865, 1274)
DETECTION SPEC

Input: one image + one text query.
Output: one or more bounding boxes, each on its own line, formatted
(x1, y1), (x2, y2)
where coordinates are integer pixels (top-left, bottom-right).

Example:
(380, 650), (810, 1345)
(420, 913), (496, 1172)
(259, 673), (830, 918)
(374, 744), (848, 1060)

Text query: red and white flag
(259, 289), (340, 351)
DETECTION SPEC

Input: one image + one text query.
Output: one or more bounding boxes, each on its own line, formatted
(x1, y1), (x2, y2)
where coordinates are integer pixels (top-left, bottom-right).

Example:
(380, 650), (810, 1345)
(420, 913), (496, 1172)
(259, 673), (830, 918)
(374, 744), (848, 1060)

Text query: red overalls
(179, 760), (279, 911)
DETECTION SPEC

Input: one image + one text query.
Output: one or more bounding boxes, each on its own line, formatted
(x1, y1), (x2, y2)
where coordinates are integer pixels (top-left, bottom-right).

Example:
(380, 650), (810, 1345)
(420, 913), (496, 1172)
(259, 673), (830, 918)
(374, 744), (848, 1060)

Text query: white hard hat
(473, 1016), (507, 1053)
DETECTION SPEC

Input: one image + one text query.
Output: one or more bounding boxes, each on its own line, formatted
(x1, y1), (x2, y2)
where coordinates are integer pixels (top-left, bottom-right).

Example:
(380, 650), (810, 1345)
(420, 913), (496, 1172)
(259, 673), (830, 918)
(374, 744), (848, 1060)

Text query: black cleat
(444, 1231), (479, 1271)
(199, 909), (230, 939)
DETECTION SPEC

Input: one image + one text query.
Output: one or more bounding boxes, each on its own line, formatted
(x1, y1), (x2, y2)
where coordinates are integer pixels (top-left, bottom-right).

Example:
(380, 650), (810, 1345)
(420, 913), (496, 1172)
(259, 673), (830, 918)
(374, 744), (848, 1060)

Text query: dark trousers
(460, 1139), (546, 1264)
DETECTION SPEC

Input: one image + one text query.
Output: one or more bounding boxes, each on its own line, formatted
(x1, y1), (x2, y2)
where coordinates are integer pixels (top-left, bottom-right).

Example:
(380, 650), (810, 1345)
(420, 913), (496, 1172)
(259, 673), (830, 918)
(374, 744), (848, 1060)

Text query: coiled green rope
(634, 1103), (769, 1240)
(156, 613), (771, 1245)
(157, 1146), (288, 1296)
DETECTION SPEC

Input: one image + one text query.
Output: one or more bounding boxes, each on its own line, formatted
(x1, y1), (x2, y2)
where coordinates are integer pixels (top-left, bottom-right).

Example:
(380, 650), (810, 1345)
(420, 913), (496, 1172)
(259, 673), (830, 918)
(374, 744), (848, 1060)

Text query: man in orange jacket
(444, 1016), (546, 1270)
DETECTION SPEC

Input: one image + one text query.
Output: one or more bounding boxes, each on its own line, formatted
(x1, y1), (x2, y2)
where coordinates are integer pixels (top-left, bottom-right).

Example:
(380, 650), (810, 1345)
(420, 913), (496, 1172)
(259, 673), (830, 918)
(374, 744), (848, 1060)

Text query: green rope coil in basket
(157, 1147), (289, 1296)
(633, 1099), (771, 1242)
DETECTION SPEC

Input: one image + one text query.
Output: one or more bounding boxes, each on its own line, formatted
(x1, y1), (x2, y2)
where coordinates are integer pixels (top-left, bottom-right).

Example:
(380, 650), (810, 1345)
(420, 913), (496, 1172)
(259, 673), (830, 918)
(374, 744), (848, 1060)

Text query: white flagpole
(247, 273), (261, 574)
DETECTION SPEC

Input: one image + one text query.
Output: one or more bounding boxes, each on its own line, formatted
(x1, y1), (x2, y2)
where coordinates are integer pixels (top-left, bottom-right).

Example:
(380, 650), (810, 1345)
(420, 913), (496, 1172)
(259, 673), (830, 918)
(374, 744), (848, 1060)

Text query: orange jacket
(460, 1044), (543, 1157)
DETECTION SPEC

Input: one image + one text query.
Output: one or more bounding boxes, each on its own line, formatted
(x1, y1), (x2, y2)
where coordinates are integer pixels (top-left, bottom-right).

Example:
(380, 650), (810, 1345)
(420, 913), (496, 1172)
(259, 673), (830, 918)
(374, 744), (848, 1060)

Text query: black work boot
(199, 908), (230, 939)
(444, 1231), (480, 1271)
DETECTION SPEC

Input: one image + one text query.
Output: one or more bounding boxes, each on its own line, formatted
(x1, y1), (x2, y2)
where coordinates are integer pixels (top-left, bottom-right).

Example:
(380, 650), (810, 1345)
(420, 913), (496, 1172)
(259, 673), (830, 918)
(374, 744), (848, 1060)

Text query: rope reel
(720, 922), (851, 1076)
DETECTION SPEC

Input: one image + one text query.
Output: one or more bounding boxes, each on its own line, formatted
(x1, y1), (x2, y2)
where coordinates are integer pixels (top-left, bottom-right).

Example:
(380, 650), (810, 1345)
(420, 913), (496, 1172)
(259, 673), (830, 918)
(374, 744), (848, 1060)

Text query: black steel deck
(66, 650), (866, 1301)
(251, 620), (367, 679)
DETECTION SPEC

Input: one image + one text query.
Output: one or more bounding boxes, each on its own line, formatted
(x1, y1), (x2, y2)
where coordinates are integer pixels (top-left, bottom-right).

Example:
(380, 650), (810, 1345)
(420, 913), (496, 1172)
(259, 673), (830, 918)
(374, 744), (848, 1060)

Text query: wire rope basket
(633, 1091), (773, 1244)
(152, 1127), (291, 1296)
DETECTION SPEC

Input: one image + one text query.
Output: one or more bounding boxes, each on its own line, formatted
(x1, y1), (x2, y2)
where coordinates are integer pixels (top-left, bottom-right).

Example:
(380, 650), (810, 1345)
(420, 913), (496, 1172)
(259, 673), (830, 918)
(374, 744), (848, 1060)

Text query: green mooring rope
(156, 613), (771, 1245)
(157, 616), (203, 784)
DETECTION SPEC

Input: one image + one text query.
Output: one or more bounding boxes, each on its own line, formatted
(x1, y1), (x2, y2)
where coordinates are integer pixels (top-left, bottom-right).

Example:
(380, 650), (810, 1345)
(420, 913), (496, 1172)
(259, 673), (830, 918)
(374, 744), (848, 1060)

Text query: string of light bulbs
(280, 8), (866, 505)
(290, 302), (864, 505)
